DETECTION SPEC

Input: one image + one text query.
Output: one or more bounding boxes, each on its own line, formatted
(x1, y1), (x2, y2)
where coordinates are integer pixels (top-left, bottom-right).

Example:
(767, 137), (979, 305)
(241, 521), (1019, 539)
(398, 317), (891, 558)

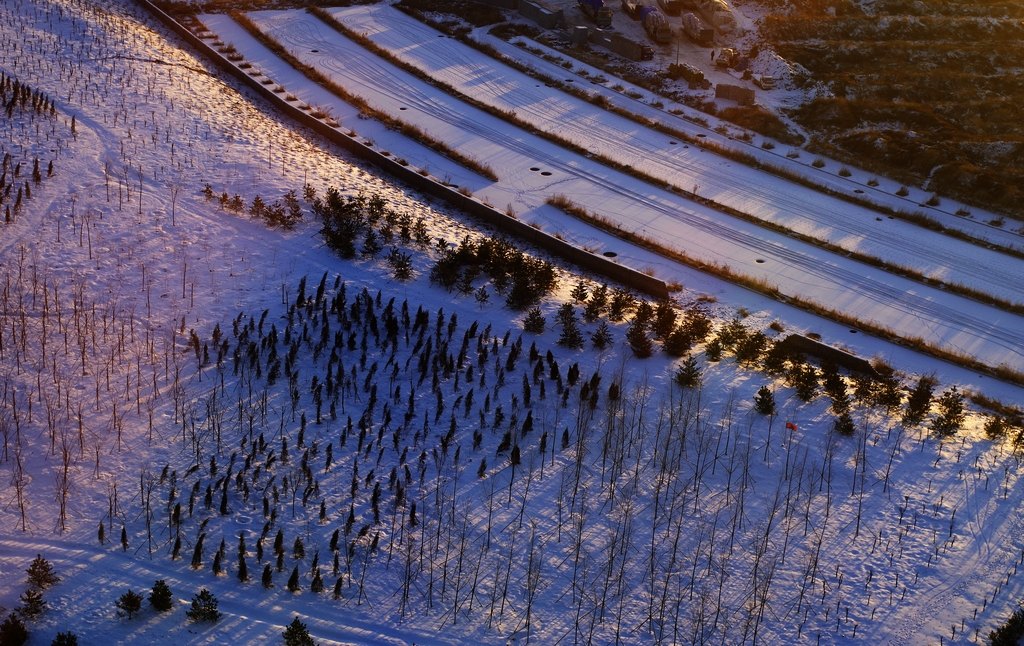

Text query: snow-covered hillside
(0, 1), (1022, 645)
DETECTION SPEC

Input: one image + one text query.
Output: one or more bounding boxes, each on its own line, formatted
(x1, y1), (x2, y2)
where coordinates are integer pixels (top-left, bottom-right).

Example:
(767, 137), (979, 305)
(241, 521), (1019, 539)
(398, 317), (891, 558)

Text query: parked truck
(656, 0), (683, 16)
(578, 0), (613, 28)
(621, 0), (644, 19)
(639, 6), (673, 43)
(697, 0), (736, 34)
(680, 12), (713, 45)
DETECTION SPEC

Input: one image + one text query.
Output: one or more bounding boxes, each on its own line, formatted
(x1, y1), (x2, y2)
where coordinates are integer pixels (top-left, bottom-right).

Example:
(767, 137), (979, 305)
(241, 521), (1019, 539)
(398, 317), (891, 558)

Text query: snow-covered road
(224, 9), (1024, 375)
(331, 4), (1024, 306)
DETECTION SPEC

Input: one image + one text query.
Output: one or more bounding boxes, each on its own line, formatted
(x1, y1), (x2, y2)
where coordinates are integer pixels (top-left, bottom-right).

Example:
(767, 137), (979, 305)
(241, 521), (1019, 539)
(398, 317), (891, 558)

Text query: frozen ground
(0, 1), (1022, 645)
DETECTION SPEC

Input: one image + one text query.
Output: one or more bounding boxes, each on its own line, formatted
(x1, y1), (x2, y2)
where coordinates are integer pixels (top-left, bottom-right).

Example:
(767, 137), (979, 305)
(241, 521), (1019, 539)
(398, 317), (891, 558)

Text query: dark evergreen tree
(590, 321), (613, 350)
(789, 362), (818, 402)
(287, 566), (301, 593)
(834, 411), (855, 436)
(704, 337), (723, 361)
(18, 588), (45, 619)
(902, 375), (936, 426)
(191, 534), (205, 569)
(149, 580), (173, 612)
(116, 590), (143, 619)
(626, 318), (653, 358)
(583, 284), (608, 322)
(238, 553), (249, 582)
(652, 300), (677, 339)
(51, 631), (78, 646)
(754, 386), (776, 416)
(262, 564), (274, 588)
(674, 357), (702, 389)
(932, 386), (966, 436)
(26, 555), (59, 590)
(0, 613), (28, 646)
(283, 616), (317, 646)
(990, 605), (1024, 646)
(185, 589), (221, 622)
(310, 567), (324, 593)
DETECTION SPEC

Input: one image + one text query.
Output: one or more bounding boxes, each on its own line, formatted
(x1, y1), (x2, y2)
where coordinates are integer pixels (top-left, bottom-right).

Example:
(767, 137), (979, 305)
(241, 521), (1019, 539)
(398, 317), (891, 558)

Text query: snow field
(0, 1), (1023, 646)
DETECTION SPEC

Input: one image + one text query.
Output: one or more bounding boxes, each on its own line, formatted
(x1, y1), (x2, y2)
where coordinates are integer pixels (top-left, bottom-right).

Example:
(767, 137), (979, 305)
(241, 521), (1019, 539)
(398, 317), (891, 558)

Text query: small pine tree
(283, 616), (317, 646)
(98, 522), (105, 545)
(521, 306), (545, 334)
(990, 604), (1024, 646)
(985, 415), (1007, 441)
(191, 534), (205, 569)
(674, 357), (702, 389)
(293, 537), (305, 560)
(26, 555), (59, 590)
(569, 280), (589, 304)
(626, 319), (653, 359)
(262, 564), (274, 588)
(238, 554), (249, 582)
(185, 589), (221, 622)
(704, 337), (723, 361)
(753, 386), (776, 416)
(790, 362), (818, 402)
(149, 580), (173, 612)
(116, 590), (143, 619)
(590, 321), (614, 350)
(834, 411), (855, 436)
(287, 566), (301, 592)
(310, 567), (324, 593)
(52, 631), (79, 646)
(18, 588), (46, 619)
(652, 300), (677, 339)
(932, 386), (966, 436)
(903, 375), (936, 426)
(0, 613), (28, 646)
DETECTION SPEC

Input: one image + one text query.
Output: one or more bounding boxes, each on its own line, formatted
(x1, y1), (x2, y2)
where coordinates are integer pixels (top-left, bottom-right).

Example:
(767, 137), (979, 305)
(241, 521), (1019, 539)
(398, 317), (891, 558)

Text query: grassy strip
(548, 194), (1024, 388)
(313, 6), (1024, 315)
(396, 5), (1024, 262)
(226, 10), (498, 182)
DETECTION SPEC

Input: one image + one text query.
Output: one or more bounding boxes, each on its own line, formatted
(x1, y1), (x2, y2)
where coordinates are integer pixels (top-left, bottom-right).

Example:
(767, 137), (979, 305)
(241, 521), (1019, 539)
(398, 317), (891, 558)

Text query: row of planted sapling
(88, 246), (1022, 643)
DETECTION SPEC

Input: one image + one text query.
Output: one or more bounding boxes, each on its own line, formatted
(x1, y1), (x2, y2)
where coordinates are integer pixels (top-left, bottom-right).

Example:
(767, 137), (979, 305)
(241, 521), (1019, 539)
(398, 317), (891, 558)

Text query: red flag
(785, 422), (798, 431)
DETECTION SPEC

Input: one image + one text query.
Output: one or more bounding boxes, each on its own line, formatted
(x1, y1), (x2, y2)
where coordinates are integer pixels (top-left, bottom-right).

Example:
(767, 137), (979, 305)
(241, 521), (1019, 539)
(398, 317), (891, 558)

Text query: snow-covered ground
(218, 8), (1024, 376)
(0, 1), (1023, 645)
